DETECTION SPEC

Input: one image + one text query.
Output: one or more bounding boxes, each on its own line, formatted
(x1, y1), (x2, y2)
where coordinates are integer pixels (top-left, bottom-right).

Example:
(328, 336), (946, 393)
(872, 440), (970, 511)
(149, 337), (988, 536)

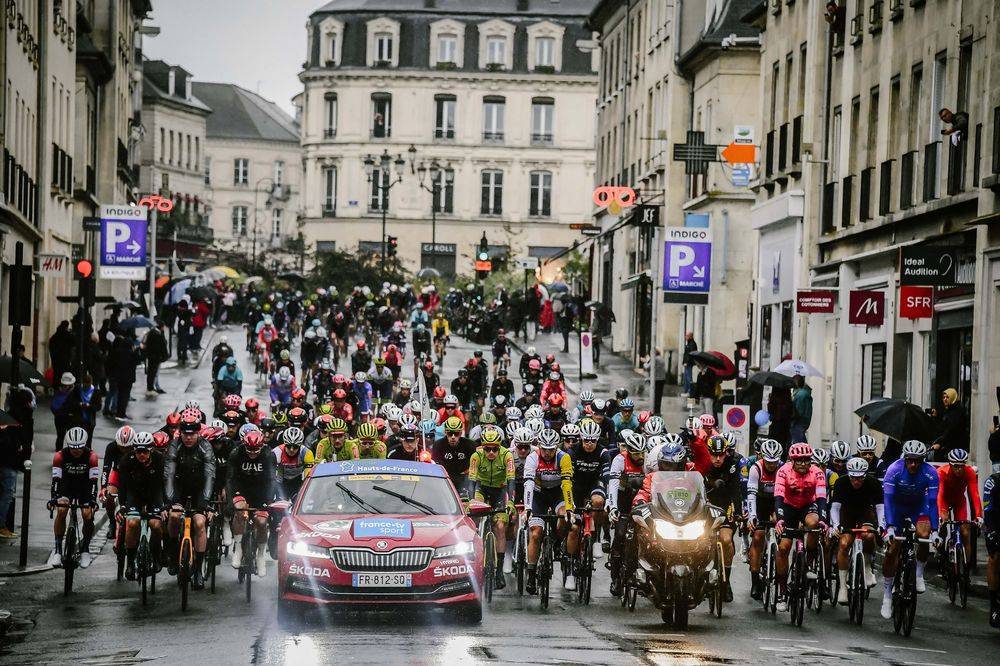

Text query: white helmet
(830, 440), (851, 461)
(513, 427), (534, 447)
(114, 426), (135, 448)
(525, 405), (544, 420)
(505, 406), (523, 422)
(282, 427), (305, 446)
(525, 418), (545, 436)
(579, 420), (602, 440)
(538, 429), (560, 450)
(846, 457), (869, 477)
(278, 367), (291, 381)
(902, 440), (927, 458)
(759, 438), (783, 462)
(65, 427), (89, 449)
(643, 416), (665, 436)
(855, 434), (877, 453)
(132, 431), (155, 449)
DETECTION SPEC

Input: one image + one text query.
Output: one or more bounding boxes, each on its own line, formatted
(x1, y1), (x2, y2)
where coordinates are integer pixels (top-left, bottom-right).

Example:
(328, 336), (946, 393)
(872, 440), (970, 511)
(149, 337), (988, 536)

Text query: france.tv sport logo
(354, 518), (413, 539)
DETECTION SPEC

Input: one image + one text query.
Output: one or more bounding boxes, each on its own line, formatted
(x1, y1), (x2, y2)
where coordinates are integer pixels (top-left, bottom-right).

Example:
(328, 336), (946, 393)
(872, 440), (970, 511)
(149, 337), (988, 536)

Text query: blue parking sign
(99, 205), (148, 279)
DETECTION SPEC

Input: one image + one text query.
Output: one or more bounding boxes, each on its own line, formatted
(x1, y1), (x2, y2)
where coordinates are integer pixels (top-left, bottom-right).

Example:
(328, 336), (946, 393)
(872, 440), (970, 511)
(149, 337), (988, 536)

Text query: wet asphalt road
(1, 328), (998, 664)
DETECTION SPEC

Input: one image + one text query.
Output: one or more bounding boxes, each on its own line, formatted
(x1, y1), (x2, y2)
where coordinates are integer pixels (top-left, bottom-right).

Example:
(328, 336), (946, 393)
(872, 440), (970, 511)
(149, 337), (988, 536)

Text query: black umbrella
(119, 315), (156, 330)
(278, 271), (305, 283)
(854, 398), (939, 443)
(0, 356), (48, 388)
(748, 371), (796, 389)
(188, 285), (215, 302)
(0, 410), (18, 426)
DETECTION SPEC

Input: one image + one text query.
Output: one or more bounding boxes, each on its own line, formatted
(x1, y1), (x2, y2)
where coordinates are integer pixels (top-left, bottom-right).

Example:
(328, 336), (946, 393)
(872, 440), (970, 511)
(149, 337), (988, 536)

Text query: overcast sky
(144, 0), (321, 115)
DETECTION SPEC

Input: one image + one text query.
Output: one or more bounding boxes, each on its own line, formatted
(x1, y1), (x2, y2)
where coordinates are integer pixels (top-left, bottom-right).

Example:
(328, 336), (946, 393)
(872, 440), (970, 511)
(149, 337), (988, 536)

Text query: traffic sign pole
(649, 225), (660, 410)
(149, 204), (158, 318)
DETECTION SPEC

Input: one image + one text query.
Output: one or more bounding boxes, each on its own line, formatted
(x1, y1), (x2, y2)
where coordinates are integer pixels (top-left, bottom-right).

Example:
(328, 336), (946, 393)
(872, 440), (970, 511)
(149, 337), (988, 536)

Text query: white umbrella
(166, 278), (192, 305)
(775, 359), (824, 378)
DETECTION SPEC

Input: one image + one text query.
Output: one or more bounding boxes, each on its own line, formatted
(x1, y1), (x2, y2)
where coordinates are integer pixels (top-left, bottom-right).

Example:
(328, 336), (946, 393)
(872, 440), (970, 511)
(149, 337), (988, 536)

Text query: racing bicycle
(533, 513), (562, 609)
(940, 517), (973, 608)
(50, 499), (86, 596)
(783, 527), (824, 626)
(846, 526), (876, 625)
(573, 506), (598, 605)
(205, 501), (227, 594)
(890, 519), (934, 636)
(238, 506), (269, 602)
(134, 510), (159, 606)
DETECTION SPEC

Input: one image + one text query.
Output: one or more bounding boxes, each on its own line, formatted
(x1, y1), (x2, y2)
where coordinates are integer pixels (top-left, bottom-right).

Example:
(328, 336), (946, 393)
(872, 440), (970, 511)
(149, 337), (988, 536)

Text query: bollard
(18, 460), (32, 569)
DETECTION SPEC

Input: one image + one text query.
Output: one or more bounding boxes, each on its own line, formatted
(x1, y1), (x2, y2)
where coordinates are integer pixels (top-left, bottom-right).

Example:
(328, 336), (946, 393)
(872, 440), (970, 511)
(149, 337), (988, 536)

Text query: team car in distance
(277, 459), (489, 622)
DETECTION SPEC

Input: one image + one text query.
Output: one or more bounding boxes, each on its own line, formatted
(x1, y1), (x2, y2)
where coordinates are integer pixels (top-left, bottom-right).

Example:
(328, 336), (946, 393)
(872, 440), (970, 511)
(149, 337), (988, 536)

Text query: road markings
(884, 645), (947, 654)
(901, 662), (951, 666)
(760, 646), (854, 657)
(757, 637), (819, 643)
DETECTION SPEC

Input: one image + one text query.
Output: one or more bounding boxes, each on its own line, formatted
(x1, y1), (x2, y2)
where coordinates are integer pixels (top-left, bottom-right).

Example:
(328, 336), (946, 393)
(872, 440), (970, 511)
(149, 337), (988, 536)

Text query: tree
(311, 250), (410, 294)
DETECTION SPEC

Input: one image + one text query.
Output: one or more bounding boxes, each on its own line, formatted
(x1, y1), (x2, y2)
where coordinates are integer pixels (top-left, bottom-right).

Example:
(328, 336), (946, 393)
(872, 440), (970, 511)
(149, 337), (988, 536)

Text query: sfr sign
(899, 286), (933, 319)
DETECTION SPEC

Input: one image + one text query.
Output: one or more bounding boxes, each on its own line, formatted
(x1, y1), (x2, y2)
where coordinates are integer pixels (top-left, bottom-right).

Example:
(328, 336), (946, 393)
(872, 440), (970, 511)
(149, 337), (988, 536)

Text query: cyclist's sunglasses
(482, 446), (500, 453)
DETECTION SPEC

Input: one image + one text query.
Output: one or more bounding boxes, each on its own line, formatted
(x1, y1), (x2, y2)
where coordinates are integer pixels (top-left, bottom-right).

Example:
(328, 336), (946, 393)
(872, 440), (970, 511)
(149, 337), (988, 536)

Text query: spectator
(556, 297), (575, 354)
(939, 108), (969, 145)
(175, 299), (193, 363)
(78, 372), (100, 442)
(221, 289), (236, 325)
(694, 366), (720, 421)
(48, 320), (75, 385)
(524, 286), (540, 341)
(51, 372), (84, 450)
(85, 332), (107, 400)
(0, 419), (30, 539)
(824, 1), (846, 33)
(767, 386), (794, 447)
(930, 387), (968, 462)
(988, 416), (1000, 474)
(644, 349), (667, 415)
(790, 375), (813, 443)
(141, 319), (169, 395)
(110, 331), (140, 422)
(192, 298), (211, 351)
(683, 332), (698, 396)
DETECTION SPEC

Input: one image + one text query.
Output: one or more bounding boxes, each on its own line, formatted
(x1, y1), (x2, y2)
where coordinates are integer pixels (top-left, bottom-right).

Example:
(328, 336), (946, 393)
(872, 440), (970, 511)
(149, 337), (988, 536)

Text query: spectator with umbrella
(141, 319), (169, 395)
(51, 372), (84, 450)
(48, 321), (75, 386)
(109, 330), (140, 422)
(930, 387), (968, 462)
(767, 386), (793, 447)
(790, 375), (813, 443)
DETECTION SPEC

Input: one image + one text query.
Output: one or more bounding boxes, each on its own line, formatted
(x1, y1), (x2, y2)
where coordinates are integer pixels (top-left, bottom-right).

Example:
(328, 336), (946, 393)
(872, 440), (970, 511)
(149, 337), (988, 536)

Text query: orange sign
(138, 194), (174, 213)
(721, 142), (756, 165)
(475, 259), (492, 271)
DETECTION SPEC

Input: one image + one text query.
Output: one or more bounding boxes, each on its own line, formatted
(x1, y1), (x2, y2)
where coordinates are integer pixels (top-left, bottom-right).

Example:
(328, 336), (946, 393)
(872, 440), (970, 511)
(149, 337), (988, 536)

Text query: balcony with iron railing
(765, 130), (775, 178)
(51, 143), (73, 194)
(859, 166), (874, 221)
(2, 149), (39, 225)
(821, 181), (837, 233)
(483, 131), (505, 144)
(157, 208), (214, 245)
(531, 133), (554, 146)
(778, 123), (788, 172)
(923, 141), (940, 202)
(841, 175), (853, 228)
(900, 150), (917, 208)
(879, 159), (894, 216)
(946, 137), (966, 196)
(791, 115), (803, 170)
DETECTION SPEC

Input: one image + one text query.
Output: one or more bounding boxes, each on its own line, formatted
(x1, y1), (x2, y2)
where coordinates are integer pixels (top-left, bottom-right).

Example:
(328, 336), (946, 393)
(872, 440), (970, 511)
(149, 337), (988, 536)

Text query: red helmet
(433, 386), (446, 399)
(180, 411), (201, 434)
(245, 398), (259, 410)
(166, 412), (181, 426)
(387, 344), (397, 352)
(638, 410), (651, 424)
(357, 340), (366, 350)
(529, 359), (542, 370)
(550, 362), (561, 373)
(291, 387), (306, 400)
(466, 358), (477, 368)
(152, 431), (170, 449)
(547, 393), (564, 407)
(243, 430), (265, 452)
(700, 414), (717, 429)
(788, 443), (813, 460)
(223, 394), (242, 409)
(333, 374), (347, 384)
(288, 407), (307, 425)
(374, 418), (387, 433)
(333, 388), (347, 399)
(424, 361), (434, 371)
(545, 354), (555, 363)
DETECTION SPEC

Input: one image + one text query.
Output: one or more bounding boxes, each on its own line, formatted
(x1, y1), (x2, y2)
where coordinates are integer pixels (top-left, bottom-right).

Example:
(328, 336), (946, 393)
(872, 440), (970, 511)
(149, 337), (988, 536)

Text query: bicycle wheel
(765, 543), (778, 614)
(515, 527), (526, 596)
(712, 542), (724, 618)
(579, 534), (593, 605)
(244, 531), (255, 603)
(63, 524), (77, 597)
(207, 518), (220, 594)
(791, 550), (806, 627)
(139, 535), (150, 606)
(901, 559), (917, 637)
(947, 547), (958, 605)
(957, 545), (969, 608)
(539, 536), (551, 609)
(813, 544), (825, 614)
(852, 552), (865, 625)
(827, 547), (839, 610)
(179, 548), (191, 612)
(482, 530), (496, 604)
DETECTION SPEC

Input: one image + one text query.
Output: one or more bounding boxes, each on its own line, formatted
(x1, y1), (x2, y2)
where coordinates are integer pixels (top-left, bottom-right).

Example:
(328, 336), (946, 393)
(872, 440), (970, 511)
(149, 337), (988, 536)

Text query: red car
(277, 459), (489, 622)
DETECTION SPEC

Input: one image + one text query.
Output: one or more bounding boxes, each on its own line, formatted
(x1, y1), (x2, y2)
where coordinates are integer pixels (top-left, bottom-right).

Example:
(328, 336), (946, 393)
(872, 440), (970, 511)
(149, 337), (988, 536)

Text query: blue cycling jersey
(882, 458), (939, 530)
(984, 473), (1000, 533)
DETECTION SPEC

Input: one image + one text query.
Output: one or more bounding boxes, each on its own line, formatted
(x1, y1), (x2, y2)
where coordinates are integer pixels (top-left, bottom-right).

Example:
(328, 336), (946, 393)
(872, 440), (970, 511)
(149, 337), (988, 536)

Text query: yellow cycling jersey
(432, 318), (450, 337)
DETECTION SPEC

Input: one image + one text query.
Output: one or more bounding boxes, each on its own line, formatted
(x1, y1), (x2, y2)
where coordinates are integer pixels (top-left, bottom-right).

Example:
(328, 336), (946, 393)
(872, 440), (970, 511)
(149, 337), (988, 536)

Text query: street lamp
(252, 177), (276, 267)
(363, 148), (405, 276)
(410, 145), (450, 270)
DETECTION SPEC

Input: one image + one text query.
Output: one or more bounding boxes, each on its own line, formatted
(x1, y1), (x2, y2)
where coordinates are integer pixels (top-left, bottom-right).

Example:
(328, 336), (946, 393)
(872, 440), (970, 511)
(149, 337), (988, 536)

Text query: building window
(438, 34), (457, 64)
(433, 169), (455, 214)
(535, 37), (555, 68)
(486, 37), (506, 67)
(529, 171), (552, 217)
(372, 94), (391, 138)
(232, 206), (248, 236)
(483, 97), (505, 142)
(159, 127), (165, 162)
(435, 95), (456, 139)
(370, 169), (389, 212)
(531, 98), (554, 144)
(204, 157), (211, 185)
(234, 158), (249, 185)
(324, 93), (337, 138)
(375, 33), (394, 64)
(320, 17), (344, 66)
(481, 170), (503, 215)
(272, 208), (283, 239)
(329, 34), (337, 62)
(274, 160), (284, 186)
(323, 166), (337, 214)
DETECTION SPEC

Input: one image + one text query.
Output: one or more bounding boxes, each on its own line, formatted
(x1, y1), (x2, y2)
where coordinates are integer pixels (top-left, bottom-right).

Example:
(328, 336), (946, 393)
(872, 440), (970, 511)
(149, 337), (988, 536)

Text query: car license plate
(352, 573), (412, 588)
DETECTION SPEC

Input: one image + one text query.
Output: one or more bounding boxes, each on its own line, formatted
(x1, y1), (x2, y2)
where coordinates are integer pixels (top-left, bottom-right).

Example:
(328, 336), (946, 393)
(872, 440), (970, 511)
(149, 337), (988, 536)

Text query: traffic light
(476, 233), (492, 279)
(74, 259), (96, 307)
(387, 236), (398, 258)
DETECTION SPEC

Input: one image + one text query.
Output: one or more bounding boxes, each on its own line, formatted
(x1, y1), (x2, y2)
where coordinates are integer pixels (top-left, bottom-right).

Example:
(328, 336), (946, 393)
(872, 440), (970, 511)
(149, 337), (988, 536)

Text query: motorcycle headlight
(285, 541), (330, 559)
(433, 541), (476, 559)
(654, 519), (705, 541)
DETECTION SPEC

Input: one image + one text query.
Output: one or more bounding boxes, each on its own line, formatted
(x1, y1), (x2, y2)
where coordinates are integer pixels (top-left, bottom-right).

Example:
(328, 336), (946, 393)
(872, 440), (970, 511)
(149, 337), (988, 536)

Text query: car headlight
(654, 519), (705, 541)
(433, 541), (476, 559)
(285, 541), (330, 559)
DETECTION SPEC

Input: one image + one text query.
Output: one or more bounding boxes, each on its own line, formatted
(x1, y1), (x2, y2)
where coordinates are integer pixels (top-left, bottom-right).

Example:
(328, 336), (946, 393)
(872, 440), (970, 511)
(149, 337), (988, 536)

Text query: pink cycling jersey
(774, 462), (827, 509)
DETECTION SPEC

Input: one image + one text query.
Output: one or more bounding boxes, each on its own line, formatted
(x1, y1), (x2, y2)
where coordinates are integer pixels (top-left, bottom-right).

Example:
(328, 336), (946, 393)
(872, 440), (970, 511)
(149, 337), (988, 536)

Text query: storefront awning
(968, 210), (1000, 226)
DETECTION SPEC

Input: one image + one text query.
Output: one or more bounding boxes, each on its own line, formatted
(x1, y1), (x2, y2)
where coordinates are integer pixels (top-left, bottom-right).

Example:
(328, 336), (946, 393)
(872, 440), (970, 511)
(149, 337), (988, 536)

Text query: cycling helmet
(619, 398), (635, 410)
(325, 417), (347, 434)
(283, 427), (305, 447)
(560, 423), (581, 440)
(243, 430), (265, 452)
(855, 434), (877, 453)
(444, 416), (464, 433)
(420, 419), (438, 436)
(444, 394), (458, 407)
(689, 416), (703, 431)
(353, 371), (367, 383)
(505, 421), (521, 441)
(400, 413), (419, 428)
(357, 422), (379, 440)
(528, 359), (542, 370)
(239, 423), (260, 439)
(333, 374), (347, 385)
(131, 431), (154, 450)
(223, 394), (242, 409)
(280, 350), (290, 361)
(166, 412), (182, 427)
(492, 394), (507, 407)
(513, 428), (534, 447)
(332, 389), (347, 400)
(788, 443), (813, 460)
(223, 411), (242, 426)
(546, 393), (564, 407)
(846, 457), (869, 477)
(65, 427), (89, 449)
(525, 419), (545, 436)
(643, 416), (665, 437)
(357, 340), (366, 350)
(210, 419), (226, 430)
(505, 406), (522, 422)
(902, 440), (927, 458)
(180, 411), (201, 433)
(592, 398), (607, 413)
(830, 440), (851, 462)
(579, 390), (595, 404)
(699, 414), (716, 429)
(538, 429), (561, 450)
(314, 414), (333, 431)
(759, 438), (783, 462)
(245, 398), (260, 410)
(291, 388), (306, 400)
(380, 403), (398, 418)
(405, 400), (422, 415)
(579, 419), (602, 440)
(659, 443), (687, 465)
(287, 407), (308, 426)
(479, 413), (497, 425)
(548, 371), (561, 381)
(812, 447), (831, 466)
(433, 386), (447, 400)
(115, 426), (135, 448)
(481, 428), (503, 446)
(398, 379), (412, 391)
(522, 384), (535, 395)
(152, 432), (170, 449)
(947, 448), (969, 464)
(721, 431), (737, 450)
(525, 405), (544, 420)
(272, 411), (288, 427)
(664, 432), (684, 447)
(622, 431), (646, 454)
(706, 435), (728, 455)
(278, 367), (291, 381)
(260, 417), (276, 432)
(184, 400), (201, 412)
(615, 388), (628, 399)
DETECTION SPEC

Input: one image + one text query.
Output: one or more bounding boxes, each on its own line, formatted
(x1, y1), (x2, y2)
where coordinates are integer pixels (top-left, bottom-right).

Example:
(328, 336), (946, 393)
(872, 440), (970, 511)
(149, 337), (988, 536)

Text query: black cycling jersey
(226, 446), (278, 507)
(704, 454), (742, 514)
(831, 475), (883, 528)
(118, 451), (166, 511)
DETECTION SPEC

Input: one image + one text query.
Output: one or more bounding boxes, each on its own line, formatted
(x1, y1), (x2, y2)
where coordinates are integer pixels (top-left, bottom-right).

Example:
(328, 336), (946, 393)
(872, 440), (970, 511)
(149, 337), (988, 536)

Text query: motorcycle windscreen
(649, 471), (707, 523)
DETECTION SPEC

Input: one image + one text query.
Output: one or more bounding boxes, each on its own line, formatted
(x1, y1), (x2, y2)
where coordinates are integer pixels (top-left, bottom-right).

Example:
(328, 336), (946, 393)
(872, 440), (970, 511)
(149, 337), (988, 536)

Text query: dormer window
(478, 19), (515, 70)
(319, 17), (344, 66)
(366, 18), (400, 68)
(168, 69), (176, 95)
(535, 37), (555, 68)
(430, 19), (465, 68)
(486, 38), (506, 67)
(185, 78), (192, 101)
(438, 35), (457, 64)
(375, 33), (393, 64)
(527, 21), (566, 72)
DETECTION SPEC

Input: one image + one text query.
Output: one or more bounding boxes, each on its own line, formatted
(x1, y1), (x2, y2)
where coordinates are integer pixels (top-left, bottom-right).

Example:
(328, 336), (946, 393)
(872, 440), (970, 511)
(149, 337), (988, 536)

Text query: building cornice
(300, 67), (597, 88)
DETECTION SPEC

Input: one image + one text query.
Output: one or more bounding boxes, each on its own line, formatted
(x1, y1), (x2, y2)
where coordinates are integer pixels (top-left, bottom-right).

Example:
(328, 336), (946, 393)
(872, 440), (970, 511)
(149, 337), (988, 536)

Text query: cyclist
(490, 368), (516, 405)
(983, 467), (1000, 626)
(314, 418), (359, 462)
(382, 343), (403, 381)
(588, 399), (617, 450)
(116, 432), (165, 580)
(387, 424), (422, 461)
(467, 427), (516, 590)
(355, 421), (387, 460)
(828, 440), (851, 489)
(829, 456), (884, 604)
(273, 427), (315, 500)
(412, 323), (432, 361)
(100, 425), (134, 540)
(269, 367), (296, 408)
(544, 394), (568, 432)
(351, 372), (374, 421)
(491, 329), (511, 375)
(606, 431), (647, 596)
(215, 357), (244, 404)
(516, 384), (539, 412)
(523, 428), (576, 594)
(880, 439), (939, 619)
(611, 398), (639, 436)
(244, 398), (264, 426)
(432, 311), (450, 364)
(432, 416), (477, 493)
(450, 369), (476, 414)
(569, 419), (612, 557)
(350, 340), (373, 376)
(773, 442), (827, 612)
(704, 434), (741, 601)
(421, 361), (441, 395)
(856, 434), (879, 477)
(519, 346), (542, 382)
(313, 359), (336, 403)
(392, 379), (414, 408)
(47, 427), (99, 568)
(369, 359), (394, 407)
(540, 371), (567, 407)
(936, 448), (983, 580)
(746, 438), (783, 600)
(164, 410), (216, 589)
(329, 388), (355, 425)
(436, 394), (466, 430)
(228, 429), (277, 575)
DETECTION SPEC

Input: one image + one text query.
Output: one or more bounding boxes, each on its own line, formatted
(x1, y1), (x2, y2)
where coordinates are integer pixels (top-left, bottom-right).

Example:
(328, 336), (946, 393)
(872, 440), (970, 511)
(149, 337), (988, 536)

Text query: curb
(0, 507), (110, 578)
(0, 565), (53, 578)
(926, 571), (991, 600)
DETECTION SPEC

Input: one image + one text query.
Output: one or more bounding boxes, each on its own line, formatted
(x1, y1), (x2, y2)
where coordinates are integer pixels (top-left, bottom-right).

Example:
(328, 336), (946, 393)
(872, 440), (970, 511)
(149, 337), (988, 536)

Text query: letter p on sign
(668, 244), (695, 277)
(104, 221), (130, 253)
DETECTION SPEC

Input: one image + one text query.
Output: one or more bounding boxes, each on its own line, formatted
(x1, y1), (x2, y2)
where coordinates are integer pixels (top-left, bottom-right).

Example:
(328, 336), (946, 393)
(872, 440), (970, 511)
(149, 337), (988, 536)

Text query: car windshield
(297, 473), (462, 516)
